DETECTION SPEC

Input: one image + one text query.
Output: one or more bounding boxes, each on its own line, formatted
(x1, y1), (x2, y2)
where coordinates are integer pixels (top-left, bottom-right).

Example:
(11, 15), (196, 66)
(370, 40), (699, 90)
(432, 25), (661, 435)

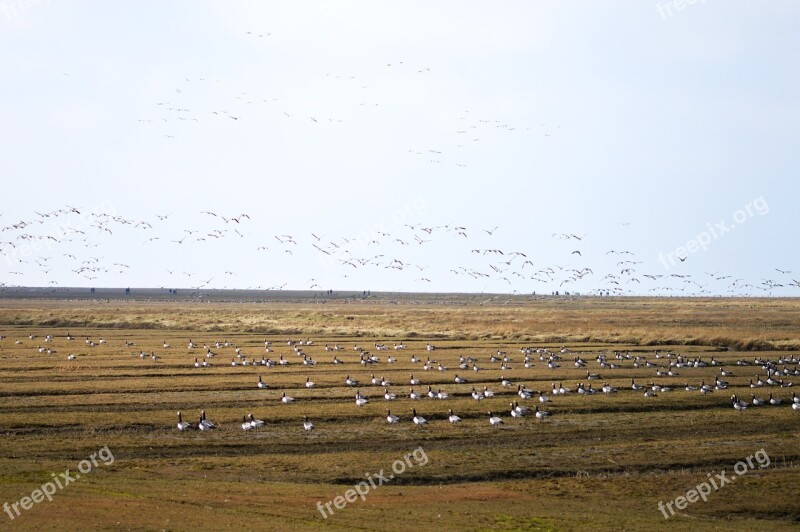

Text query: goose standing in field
(454, 374), (467, 384)
(447, 409), (462, 423)
(482, 386), (495, 398)
(512, 401), (530, 415)
(601, 382), (617, 394)
(177, 411), (194, 431)
(199, 411), (216, 430)
(303, 415), (315, 431)
(488, 411), (504, 426)
(769, 393), (782, 405)
(409, 388), (421, 400)
(792, 402), (800, 411)
(538, 393), (551, 403)
(471, 387), (485, 400)
(631, 379), (644, 391)
(281, 392), (295, 404)
(412, 408), (427, 425)
(384, 388), (397, 400)
(751, 394), (766, 406)
(409, 374), (420, 385)
(534, 405), (551, 419)
(731, 395), (749, 411)
(355, 392), (369, 407)
(249, 413), (265, 430)
(345, 375), (359, 386)
(386, 409), (400, 423)
(257, 375), (269, 389)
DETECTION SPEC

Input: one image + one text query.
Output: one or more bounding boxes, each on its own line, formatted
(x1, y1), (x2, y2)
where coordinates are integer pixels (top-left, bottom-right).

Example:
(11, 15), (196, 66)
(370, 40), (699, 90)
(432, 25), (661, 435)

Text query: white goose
(731, 395), (749, 411)
(305, 377), (315, 388)
(177, 411), (194, 431)
(199, 411), (216, 430)
(409, 374), (420, 385)
(249, 413), (265, 430)
(303, 416), (315, 431)
(257, 375), (269, 389)
(281, 392), (295, 404)
(751, 394), (766, 406)
(488, 411), (504, 426)
(534, 405), (551, 419)
(412, 408), (427, 426)
(447, 409), (462, 424)
(384, 388), (397, 401)
(386, 409), (400, 424)
(511, 401), (529, 415)
(355, 392), (369, 407)
(241, 415), (254, 431)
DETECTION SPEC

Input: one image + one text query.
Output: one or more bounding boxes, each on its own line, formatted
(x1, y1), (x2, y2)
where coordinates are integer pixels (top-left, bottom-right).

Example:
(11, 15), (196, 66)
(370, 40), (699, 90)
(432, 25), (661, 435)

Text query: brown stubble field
(0, 295), (799, 531)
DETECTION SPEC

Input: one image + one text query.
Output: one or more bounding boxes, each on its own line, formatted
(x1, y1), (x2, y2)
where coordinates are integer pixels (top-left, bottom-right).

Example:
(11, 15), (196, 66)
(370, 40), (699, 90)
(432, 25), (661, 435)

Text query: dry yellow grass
(0, 297), (799, 530)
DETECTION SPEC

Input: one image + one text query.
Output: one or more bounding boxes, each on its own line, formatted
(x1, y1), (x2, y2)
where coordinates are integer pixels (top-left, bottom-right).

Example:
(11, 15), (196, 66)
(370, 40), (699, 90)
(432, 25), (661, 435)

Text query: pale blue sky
(1, 1), (797, 295)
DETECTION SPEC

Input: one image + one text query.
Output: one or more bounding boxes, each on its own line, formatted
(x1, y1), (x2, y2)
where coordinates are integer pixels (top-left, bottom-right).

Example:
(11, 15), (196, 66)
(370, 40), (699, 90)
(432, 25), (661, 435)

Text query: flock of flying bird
(4, 31), (793, 296)
(0, 205), (797, 296)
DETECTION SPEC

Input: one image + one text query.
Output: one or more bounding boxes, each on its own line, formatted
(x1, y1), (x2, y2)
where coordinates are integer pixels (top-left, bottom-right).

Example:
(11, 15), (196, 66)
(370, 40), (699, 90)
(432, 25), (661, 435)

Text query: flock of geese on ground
(17, 333), (800, 431)
(11, 333), (798, 432)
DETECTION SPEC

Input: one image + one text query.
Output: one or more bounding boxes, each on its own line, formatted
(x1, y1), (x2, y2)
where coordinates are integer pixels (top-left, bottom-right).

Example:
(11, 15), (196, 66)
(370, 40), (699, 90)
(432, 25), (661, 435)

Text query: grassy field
(0, 296), (798, 531)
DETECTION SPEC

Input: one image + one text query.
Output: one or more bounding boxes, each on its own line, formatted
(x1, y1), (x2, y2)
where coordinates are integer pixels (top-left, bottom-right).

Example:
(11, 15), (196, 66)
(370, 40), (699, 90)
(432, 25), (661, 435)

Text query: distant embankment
(0, 293), (799, 350)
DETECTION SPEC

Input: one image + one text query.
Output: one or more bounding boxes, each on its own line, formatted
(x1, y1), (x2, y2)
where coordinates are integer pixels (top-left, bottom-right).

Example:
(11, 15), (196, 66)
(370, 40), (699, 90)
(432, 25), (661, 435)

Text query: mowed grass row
(1, 314), (799, 530)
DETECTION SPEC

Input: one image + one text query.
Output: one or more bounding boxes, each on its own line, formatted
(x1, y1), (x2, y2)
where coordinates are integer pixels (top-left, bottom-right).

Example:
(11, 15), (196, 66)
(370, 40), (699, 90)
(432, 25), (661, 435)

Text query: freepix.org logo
(3, 446), (115, 521)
